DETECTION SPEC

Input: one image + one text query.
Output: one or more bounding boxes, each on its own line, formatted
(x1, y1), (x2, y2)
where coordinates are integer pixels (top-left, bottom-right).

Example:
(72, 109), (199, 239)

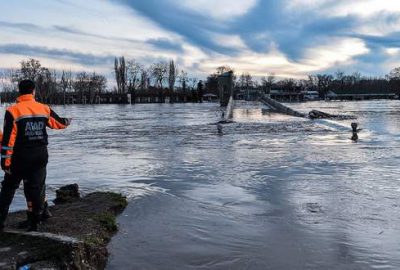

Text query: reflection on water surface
(3, 100), (399, 269)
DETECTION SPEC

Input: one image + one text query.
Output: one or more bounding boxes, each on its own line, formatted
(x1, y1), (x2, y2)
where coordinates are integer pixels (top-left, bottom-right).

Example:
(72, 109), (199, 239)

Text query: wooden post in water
(218, 71), (233, 107)
(351, 122), (359, 142)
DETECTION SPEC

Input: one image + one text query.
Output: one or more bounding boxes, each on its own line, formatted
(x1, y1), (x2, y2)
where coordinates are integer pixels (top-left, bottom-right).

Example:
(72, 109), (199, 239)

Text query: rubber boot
(0, 210), (7, 232)
(17, 211), (30, 229)
(27, 212), (39, 232)
(27, 222), (38, 232)
(18, 202), (52, 229)
(41, 201), (52, 221)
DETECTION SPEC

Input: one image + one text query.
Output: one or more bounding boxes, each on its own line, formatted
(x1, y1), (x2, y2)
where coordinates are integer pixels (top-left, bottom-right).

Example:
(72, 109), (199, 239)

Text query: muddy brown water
(2, 100), (400, 269)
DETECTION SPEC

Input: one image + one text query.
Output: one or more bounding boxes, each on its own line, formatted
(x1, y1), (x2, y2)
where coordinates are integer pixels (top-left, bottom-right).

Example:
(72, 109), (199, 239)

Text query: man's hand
(64, 118), (72, 126)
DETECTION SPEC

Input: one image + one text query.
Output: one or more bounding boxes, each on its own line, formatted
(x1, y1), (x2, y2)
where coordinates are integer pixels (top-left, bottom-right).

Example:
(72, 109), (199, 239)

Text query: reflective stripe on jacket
(1, 94), (69, 169)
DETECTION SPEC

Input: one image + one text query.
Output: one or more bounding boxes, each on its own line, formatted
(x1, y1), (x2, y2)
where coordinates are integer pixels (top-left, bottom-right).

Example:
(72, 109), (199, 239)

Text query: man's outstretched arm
(47, 108), (71, 129)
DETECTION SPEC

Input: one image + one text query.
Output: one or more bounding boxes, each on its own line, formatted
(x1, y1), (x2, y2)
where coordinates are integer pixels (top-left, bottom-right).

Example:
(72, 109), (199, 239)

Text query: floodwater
(4, 100), (400, 269)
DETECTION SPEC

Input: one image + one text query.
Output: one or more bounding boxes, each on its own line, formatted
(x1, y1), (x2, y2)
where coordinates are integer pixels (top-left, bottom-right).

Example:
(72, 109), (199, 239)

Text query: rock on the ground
(0, 186), (127, 270)
(54, 184), (80, 205)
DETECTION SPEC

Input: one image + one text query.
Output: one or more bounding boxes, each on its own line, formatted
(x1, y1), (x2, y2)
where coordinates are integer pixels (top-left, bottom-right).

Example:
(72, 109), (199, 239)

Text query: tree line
(113, 56), (203, 103)
(204, 66), (400, 98)
(0, 58), (107, 104)
(0, 57), (204, 104)
(1, 57), (399, 104)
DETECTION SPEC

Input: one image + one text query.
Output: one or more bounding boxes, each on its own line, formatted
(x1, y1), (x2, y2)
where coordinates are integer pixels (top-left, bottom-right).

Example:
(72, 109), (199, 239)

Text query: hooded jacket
(1, 94), (69, 170)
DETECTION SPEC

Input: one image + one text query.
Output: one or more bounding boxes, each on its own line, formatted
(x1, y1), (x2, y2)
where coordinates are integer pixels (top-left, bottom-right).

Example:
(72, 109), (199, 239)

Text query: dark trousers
(0, 147), (48, 225)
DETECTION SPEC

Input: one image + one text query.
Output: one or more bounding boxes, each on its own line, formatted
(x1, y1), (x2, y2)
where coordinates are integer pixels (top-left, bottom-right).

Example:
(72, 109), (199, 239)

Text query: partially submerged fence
(259, 95), (306, 118)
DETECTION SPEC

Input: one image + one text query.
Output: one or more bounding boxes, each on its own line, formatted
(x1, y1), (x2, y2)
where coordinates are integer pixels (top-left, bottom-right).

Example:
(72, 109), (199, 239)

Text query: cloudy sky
(1, 0), (400, 79)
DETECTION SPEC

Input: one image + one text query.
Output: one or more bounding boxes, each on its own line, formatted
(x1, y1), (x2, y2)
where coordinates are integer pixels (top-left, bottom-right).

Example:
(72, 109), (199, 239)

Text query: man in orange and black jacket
(0, 79), (71, 231)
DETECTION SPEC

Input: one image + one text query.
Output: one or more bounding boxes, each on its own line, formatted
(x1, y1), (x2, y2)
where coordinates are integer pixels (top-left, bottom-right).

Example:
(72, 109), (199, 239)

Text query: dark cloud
(0, 21), (143, 47)
(0, 43), (114, 66)
(112, 0), (360, 61)
(113, 0), (240, 55)
(146, 38), (183, 52)
(230, 2), (359, 60)
(53, 25), (92, 36)
(3, 1), (400, 76)
(52, 25), (144, 45)
(113, 0), (398, 68)
(0, 21), (43, 32)
(356, 32), (400, 48)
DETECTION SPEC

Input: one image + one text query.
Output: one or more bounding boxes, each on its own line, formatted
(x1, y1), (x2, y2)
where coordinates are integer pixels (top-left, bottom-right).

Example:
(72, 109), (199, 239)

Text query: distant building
(202, 93), (218, 102)
(304, 90), (320, 101)
(269, 89), (304, 102)
(326, 89), (397, 100)
(236, 88), (262, 101)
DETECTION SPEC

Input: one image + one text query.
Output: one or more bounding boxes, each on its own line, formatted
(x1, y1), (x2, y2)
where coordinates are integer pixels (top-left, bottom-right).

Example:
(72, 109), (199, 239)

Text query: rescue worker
(0, 127), (50, 231)
(0, 79), (71, 231)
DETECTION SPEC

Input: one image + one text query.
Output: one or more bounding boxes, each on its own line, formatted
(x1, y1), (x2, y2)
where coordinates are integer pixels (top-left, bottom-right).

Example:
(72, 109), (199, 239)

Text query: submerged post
(217, 123), (223, 135)
(218, 71), (233, 107)
(351, 122), (359, 142)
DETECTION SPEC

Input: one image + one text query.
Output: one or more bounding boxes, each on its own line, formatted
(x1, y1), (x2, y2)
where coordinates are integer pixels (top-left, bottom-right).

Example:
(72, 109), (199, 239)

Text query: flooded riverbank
(3, 100), (400, 269)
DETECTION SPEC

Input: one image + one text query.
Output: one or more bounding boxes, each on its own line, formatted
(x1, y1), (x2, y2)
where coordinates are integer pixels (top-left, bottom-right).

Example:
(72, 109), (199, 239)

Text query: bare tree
(205, 74), (218, 95)
(34, 68), (58, 103)
(239, 73), (245, 89)
(114, 56), (127, 94)
(60, 70), (72, 104)
(216, 66), (234, 75)
(73, 72), (90, 102)
(89, 72), (107, 103)
(12, 58), (57, 102)
(168, 60), (177, 103)
(261, 73), (275, 94)
(267, 73), (275, 86)
(245, 73), (253, 88)
(140, 67), (149, 90)
(316, 74), (333, 98)
(0, 69), (17, 93)
(197, 80), (204, 103)
(189, 77), (198, 90)
(179, 70), (188, 93)
(71, 72), (105, 103)
(239, 72), (253, 89)
(335, 70), (345, 81)
(386, 67), (400, 94)
(386, 67), (400, 80)
(352, 72), (362, 83)
(151, 62), (168, 88)
(127, 60), (141, 92)
(18, 58), (42, 81)
(307, 75), (317, 89)
(168, 60), (177, 90)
